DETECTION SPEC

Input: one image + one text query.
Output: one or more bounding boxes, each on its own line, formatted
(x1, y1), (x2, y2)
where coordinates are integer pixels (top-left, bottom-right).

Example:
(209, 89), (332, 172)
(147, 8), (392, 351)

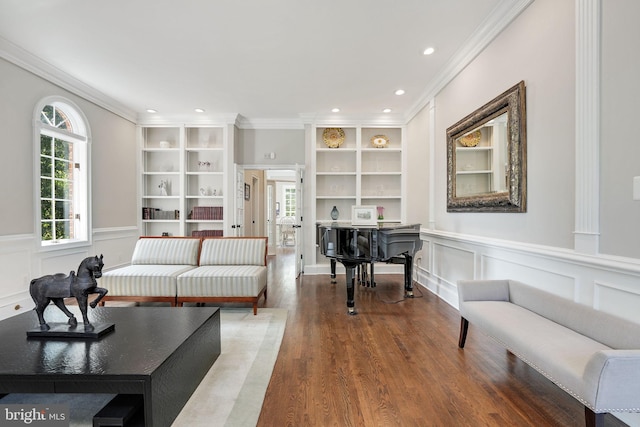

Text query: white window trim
(33, 96), (92, 252)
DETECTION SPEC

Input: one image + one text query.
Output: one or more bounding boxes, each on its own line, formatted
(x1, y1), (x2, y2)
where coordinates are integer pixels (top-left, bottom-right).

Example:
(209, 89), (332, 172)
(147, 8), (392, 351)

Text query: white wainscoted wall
(0, 228), (140, 321)
(416, 230), (640, 324)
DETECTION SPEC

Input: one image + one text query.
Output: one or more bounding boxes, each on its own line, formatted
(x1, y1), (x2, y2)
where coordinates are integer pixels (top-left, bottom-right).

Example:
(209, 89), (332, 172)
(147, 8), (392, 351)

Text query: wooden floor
(255, 248), (628, 427)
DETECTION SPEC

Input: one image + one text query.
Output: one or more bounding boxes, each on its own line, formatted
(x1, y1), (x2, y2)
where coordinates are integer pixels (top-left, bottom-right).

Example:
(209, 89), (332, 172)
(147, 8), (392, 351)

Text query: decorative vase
(377, 206), (384, 220)
(330, 206), (339, 220)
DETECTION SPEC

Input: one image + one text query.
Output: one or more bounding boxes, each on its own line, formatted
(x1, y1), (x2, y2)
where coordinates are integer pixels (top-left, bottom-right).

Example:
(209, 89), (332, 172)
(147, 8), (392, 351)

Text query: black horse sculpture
(29, 255), (108, 331)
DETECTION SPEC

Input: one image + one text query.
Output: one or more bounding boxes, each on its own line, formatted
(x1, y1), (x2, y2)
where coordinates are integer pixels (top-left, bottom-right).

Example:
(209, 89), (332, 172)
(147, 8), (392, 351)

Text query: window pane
(55, 109), (70, 130)
(41, 178), (52, 199)
(55, 200), (72, 220)
(41, 199), (52, 220)
(40, 135), (52, 156)
(54, 160), (71, 179)
(40, 156), (52, 177)
(55, 179), (70, 199)
(41, 105), (54, 126)
(54, 139), (71, 160)
(55, 220), (71, 240)
(41, 222), (53, 241)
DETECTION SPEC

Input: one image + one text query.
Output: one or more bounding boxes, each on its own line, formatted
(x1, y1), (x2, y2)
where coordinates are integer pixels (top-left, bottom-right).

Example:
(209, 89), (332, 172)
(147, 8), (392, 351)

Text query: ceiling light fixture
(331, 108), (340, 113)
(423, 47), (435, 55)
(146, 109), (157, 113)
(195, 108), (205, 113)
(395, 89), (405, 96)
(383, 108), (392, 113)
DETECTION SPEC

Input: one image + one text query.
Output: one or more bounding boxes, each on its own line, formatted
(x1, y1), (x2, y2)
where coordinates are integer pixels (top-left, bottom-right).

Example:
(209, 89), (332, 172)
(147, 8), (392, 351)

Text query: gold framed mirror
(446, 81), (526, 212)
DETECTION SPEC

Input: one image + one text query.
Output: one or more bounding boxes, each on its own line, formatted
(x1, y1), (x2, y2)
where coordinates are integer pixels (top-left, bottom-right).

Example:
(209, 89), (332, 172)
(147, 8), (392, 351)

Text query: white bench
(458, 279), (640, 427)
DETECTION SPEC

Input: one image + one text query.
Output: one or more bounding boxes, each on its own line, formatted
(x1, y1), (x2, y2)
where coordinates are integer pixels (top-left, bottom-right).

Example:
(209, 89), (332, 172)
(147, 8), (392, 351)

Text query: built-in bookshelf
(139, 124), (231, 237)
(310, 124), (406, 267)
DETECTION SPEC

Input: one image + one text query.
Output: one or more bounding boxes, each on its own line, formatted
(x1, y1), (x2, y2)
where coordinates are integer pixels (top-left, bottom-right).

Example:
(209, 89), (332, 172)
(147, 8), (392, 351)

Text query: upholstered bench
(100, 237), (201, 306)
(176, 237), (268, 315)
(457, 279), (640, 427)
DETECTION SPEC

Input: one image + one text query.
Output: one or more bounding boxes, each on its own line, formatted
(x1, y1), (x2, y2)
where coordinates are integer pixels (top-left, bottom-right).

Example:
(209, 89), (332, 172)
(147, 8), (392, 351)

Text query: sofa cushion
(177, 265), (267, 297)
(199, 238), (266, 266)
(131, 237), (200, 266)
(101, 265), (196, 296)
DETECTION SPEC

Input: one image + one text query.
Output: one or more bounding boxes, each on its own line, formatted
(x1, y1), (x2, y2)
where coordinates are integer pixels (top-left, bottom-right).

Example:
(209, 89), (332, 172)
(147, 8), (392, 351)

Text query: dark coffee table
(0, 306), (221, 427)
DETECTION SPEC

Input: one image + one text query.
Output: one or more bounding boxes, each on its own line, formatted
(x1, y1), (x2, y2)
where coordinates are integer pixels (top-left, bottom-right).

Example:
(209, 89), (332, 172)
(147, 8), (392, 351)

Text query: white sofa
(100, 236), (268, 314)
(457, 279), (640, 427)
(100, 237), (201, 306)
(176, 237), (268, 315)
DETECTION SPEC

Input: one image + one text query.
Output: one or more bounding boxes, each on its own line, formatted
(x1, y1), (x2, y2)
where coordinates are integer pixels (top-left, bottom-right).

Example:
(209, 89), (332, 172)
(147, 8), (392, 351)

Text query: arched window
(35, 98), (91, 248)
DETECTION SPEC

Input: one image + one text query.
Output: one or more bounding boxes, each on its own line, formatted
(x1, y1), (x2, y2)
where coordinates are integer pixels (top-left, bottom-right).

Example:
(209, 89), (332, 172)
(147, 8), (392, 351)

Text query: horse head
(79, 254), (104, 279)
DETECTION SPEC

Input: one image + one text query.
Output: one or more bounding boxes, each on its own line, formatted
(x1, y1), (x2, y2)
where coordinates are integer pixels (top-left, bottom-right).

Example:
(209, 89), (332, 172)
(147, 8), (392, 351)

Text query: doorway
(243, 168), (303, 274)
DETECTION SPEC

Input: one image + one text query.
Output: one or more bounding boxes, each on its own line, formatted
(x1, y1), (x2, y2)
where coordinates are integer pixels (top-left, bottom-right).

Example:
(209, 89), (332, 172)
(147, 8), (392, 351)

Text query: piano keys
(317, 223), (422, 314)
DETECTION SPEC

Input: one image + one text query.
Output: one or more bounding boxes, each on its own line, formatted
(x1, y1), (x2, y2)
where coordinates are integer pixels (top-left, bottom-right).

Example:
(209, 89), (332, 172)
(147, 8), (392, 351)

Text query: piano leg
(404, 255), (414, 298)
(370, 262), (376, 288)
(345, 264), (357, 315)
(330, 258), (337, 284)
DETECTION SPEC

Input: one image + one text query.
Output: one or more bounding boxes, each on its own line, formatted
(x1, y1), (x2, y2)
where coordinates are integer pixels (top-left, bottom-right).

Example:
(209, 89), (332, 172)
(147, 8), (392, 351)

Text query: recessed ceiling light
(195, 108), (205, 113)
(423, 47), (435, 55)
(395, 89), (405, 96)
(331, 108), (340, 113)
(146, 109), (157, 113)
(383, 108), (392, 113)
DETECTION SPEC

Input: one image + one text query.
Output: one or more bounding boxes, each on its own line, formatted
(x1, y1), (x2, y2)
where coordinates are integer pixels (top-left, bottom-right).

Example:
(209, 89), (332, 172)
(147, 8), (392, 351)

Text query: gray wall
(408, 0), (576, 249)
(236, 129), (305, 165)
(0, 58), (138, 236)
(600, 0), (640, 258)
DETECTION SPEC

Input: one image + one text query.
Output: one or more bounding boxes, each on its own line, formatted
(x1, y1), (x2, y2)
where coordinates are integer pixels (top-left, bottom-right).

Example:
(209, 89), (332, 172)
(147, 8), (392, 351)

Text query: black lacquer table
(0, 306), (221, 427)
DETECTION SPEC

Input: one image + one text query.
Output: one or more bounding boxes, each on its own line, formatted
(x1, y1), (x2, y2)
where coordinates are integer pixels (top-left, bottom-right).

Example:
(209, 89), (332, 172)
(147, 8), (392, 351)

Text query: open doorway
(243, 168), (298, 257)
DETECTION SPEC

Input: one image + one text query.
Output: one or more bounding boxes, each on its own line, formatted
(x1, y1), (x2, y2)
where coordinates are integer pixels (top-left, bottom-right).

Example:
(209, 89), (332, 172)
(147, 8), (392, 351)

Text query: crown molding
(404, 0), (534, 123)
(235, 116), (305, 130)
(0, 36), (138, 123)
(136, 112), (240, 127)
(299, 113), (406, 127)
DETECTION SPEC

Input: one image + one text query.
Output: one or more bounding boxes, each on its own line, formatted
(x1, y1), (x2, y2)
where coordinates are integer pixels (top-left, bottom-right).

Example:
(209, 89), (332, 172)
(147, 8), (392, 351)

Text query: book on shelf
(191, 229), (224, 237)
(189, 206), (223, 220)
(142, 207), (180, 220)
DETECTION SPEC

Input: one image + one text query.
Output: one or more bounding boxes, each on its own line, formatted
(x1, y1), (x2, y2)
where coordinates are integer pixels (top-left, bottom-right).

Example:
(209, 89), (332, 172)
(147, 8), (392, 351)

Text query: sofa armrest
(457, 279), (510, 304)
(583, 349), (640, 411)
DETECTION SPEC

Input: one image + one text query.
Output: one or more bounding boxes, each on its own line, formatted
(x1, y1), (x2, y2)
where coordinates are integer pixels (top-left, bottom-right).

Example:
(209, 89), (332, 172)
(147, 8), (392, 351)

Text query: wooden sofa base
(177, 286), (267, 315)
(100, 295), (177, 307)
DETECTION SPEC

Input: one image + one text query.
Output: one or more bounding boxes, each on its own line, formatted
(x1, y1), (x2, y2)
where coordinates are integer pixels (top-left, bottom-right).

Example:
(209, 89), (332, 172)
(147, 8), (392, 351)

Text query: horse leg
(89, 287), (109, 308)
(51, 298), (77, 326)
(34, 300), (51, 330)
(75, 294), (94, 330)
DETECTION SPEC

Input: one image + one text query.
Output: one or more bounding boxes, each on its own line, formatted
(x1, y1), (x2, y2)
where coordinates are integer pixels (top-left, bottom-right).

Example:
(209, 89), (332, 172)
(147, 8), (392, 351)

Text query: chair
(280, 216), (296, 246)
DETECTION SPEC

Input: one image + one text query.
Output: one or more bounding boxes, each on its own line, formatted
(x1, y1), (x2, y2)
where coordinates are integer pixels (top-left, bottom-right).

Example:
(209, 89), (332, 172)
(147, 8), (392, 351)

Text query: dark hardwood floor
(257, 248), (628, 427)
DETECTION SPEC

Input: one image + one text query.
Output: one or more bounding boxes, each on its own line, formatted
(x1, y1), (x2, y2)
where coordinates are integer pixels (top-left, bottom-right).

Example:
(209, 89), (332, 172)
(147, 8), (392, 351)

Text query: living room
(1, 0), (640, 425)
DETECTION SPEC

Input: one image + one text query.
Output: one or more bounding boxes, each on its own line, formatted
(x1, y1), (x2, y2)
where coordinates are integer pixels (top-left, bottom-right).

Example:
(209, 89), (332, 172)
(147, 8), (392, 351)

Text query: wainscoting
(0, 227), (139, 321)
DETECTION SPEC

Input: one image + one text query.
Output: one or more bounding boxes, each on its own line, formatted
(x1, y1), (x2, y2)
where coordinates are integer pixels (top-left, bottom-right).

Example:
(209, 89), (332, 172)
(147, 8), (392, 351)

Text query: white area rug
(0, 308), (287, 427)
(173, 308), (287, 426)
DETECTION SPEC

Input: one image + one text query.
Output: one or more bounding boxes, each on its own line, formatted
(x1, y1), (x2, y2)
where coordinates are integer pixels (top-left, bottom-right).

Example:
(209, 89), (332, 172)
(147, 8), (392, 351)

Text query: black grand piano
(317, 222), (422, 314)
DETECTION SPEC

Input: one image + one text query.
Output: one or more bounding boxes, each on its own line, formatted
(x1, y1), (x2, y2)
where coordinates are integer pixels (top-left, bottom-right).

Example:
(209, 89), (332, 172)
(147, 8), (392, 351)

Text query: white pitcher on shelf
(159, 180), (169, 196)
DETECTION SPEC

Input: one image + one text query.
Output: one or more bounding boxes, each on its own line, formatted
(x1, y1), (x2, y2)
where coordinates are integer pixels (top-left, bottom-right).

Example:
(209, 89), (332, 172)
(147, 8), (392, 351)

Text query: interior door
(294, 165), (304, 277)
(233, 164), (244, 236)
(266, 180), (276, 255)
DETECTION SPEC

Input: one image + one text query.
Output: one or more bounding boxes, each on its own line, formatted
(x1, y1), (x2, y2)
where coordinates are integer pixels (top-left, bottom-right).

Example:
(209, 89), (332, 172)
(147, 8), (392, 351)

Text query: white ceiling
(0, 0), (518, 126)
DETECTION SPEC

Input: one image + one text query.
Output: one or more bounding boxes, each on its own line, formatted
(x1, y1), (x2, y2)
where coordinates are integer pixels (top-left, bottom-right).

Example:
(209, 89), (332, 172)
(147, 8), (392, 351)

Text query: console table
(0, 306), (221, 427)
